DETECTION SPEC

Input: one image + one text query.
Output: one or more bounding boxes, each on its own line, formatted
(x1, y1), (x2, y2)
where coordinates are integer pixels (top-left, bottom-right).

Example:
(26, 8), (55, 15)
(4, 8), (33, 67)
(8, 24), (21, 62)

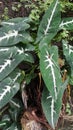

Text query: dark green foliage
(0, 0), (73, 129)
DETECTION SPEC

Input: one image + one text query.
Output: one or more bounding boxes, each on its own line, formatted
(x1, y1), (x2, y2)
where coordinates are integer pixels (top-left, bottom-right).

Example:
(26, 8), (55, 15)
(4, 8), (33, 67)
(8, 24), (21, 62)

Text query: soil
(0, 0), (30, 20)
(0, 0), (73, 130)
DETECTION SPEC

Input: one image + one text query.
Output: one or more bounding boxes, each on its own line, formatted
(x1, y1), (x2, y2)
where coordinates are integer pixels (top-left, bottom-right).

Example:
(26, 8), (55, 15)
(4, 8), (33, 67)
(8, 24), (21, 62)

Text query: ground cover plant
(0, 0), (73, 130)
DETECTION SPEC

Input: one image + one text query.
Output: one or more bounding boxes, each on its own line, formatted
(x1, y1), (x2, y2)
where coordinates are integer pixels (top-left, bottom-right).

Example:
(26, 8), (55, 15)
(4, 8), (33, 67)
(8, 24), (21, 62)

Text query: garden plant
(0, 0), (73, 129)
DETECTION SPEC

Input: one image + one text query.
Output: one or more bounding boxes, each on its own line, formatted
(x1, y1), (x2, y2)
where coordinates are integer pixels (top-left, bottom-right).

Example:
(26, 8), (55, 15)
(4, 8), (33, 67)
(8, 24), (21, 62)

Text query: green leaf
(9, 98), (22, 110)
(0, 114), (11, 129)
(63, 40), (73, 67)
(69, 74), (73, 85)
(0, 79), (19, 109)
(0, 17), (33, 46)
(24, 70), (37, 84)
(5, 123), (19, 130)
(0, 121), (6, 128)
(62, 40), (73, 84)
(36, 0), (61, 44)
(8, 17), (30, 23)
(9, 97), (23, 122)
(0, 68), (23, 109)
(1, 17), (30, 31)
(0, 29), (33, 46)
(42, 78), (68, 128)
(59, 17), (73, 30)
(24, 43), (35, 51)
(0, 46), (34, 81)
(40, 45), (62, 100)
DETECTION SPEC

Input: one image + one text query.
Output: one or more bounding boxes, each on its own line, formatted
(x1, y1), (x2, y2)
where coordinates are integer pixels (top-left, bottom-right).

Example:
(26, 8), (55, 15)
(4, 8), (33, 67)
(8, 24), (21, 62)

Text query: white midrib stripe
(0, 48), (9, 52)
(0, 86), (11, 101)
(45, 51), (57, 99)
(13, 73), (21, 82)
(0, 59), (11, 73)
(0, 30), (18, 42)
(59, 19), (73, 28)
(44, 0), (59, 35)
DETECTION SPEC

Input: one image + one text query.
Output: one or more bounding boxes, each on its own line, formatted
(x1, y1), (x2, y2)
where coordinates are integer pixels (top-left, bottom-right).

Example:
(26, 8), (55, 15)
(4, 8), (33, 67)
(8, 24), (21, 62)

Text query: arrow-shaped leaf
(59, 17), (73, 30)
(0, 29), (33, 46)
(0, 17), (33, 46)
(0, 68), (23, 109)
(63, 40), (73, 62)
(0, 46), (34, 81)
(42, 78), (68, 128)
(62, 40), (73, 84)
(62, 40), (73, 69)
(36, 0), (61, 44)
(0, 79), (19, 109)
(40, 45), (62, 100)
(1, 17), (30, 31)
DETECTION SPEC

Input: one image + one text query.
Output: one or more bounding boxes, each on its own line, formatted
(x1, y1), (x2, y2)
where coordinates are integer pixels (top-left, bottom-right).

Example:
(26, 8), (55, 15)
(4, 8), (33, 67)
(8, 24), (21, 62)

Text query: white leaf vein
(0, 85), (11, 101)
(44, 0), (59, 35)
(44, 50), (57, 99)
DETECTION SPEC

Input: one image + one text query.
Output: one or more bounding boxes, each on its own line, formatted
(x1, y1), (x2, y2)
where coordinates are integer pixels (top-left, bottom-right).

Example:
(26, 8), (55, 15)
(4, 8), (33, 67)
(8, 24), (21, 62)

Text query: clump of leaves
(0, 0), (73, 129)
